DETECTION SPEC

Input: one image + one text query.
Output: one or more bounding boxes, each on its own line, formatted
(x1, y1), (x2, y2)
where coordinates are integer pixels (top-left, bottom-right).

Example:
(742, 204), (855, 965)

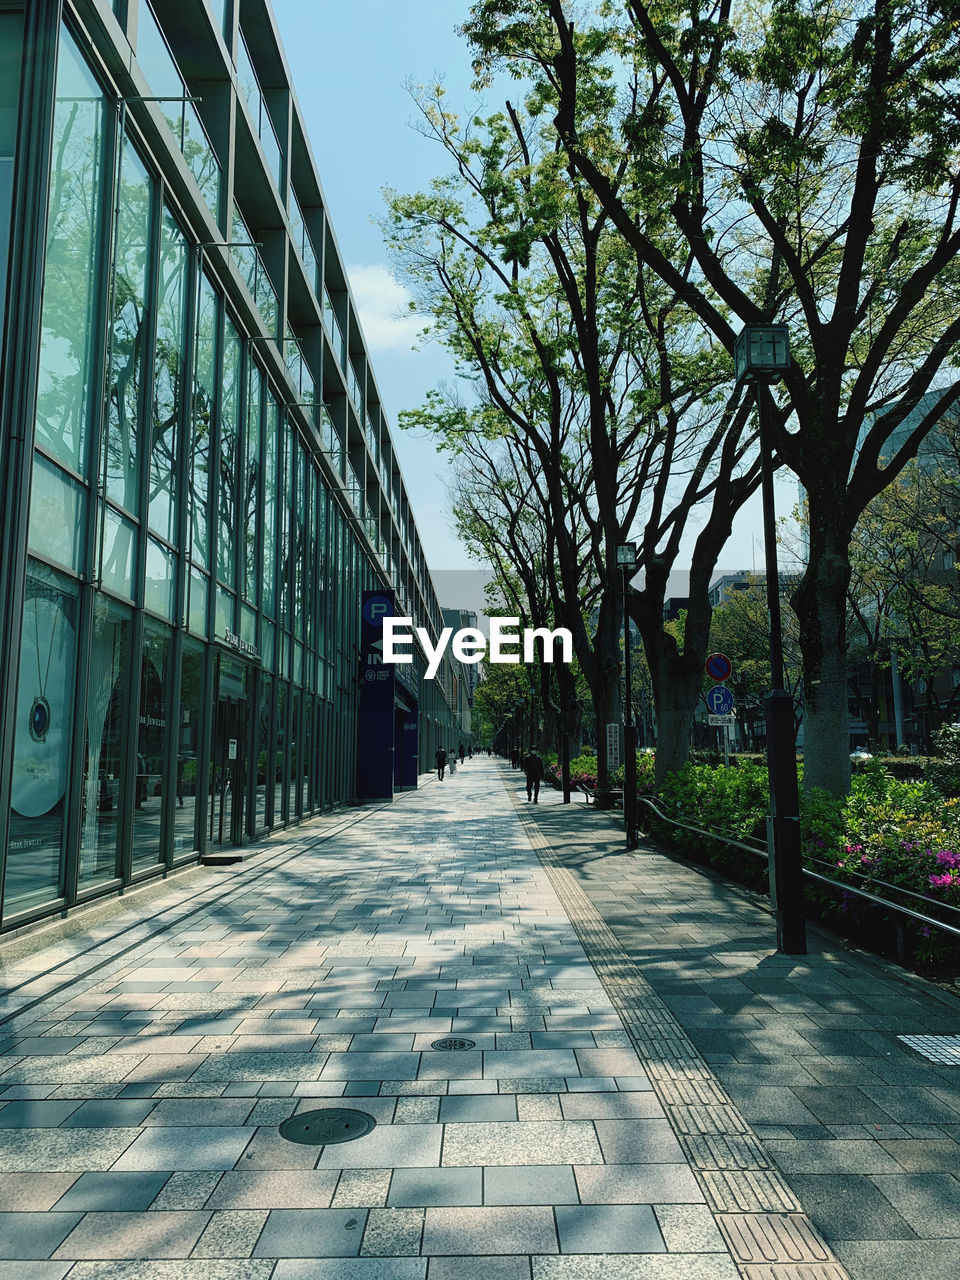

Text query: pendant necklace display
(29, 594), (57, 742)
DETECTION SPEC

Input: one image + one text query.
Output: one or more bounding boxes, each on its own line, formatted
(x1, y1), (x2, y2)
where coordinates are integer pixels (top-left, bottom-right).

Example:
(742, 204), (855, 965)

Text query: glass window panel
(241, 603), (256, 646)
(6, 562), (79, 916)
(275, 681), (287, 821)
(215, 584), (234, 638)
(105, 137), (153, 512)
(28, 452), (85, 572)
(262, 395), (278, 616)
(173, 636), (204, 854)
(218, 318), (241, 586)
(255, 674), (272, 830)
(78, 596), (131, 889)
(34, 30), (107, 477)
(261, 619), (275, 670)
(243, 363), (261, 603)
(136, 1), (183, 106)
(231, 204), (257, 297)
(190, 275), (217, 568)
(99, 504), (137, 598)
(188, 564), (208, 636)
(182, 99), (220, 213)
(0, 11), (23, 357)
(289, 689), (300, 818)
(149, 207), (187, 542)
(145, 536), (176, 619)
(133, 617), (171, 867)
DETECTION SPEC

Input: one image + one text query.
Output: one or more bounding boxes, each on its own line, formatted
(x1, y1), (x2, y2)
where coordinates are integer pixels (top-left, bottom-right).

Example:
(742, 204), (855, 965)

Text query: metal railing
(636, 794), (960, 942)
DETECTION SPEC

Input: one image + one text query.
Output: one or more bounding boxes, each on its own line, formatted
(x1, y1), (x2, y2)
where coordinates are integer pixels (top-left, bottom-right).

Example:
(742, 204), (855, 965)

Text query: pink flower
(928, 873), (955, 889)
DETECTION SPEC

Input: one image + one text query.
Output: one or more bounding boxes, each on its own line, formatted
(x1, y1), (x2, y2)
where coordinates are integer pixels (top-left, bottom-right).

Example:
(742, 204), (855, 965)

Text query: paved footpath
(0, 756), (930, 1279)
(520, 772), (960, 1280)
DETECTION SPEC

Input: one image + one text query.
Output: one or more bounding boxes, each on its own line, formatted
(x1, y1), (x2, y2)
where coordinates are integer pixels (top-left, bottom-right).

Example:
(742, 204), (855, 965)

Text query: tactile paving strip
(509, 786), (850, 1279)
(898, 1033), (960, 1063)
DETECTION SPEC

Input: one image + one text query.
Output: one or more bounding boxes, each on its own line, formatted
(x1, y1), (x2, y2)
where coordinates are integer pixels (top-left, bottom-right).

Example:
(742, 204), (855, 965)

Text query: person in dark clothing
(523, 746), (545, 802)
(435, 746), (448, 781)
(459, 744), (465, 763)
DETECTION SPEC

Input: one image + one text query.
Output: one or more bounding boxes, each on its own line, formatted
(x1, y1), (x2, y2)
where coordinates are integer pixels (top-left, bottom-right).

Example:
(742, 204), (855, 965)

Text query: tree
(465, 0), (960, 795)
(385, 87), (758, 785)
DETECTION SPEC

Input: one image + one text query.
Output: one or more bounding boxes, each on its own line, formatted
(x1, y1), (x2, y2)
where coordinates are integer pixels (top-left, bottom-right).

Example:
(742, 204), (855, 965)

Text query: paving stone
(0, 1173), (78, 1210)
(206, 1169), (339, 1209)
(762, 1139), (906, 1175)
(870, 1172), (960, 1236)
(0, 1127), (140, 1171)
(315, 1123), (442, 1170)
(422, 1204), (558, 1254)
(654, 1203), (727, 1252)
(0, 1264), (71, 1279)
(65, 1261), (275, 1278)
(52, 1172), (169, 1211)
(111, 1127), (253, 1171)
(574, 1163), (705, 1204)
(785, 1173), (917, 1241)
(442, 1120), (602, 1166)
(273, 1262), (425, 1280)
(59, 1099), (158, 1127)
(426, 1260), (528, 1280)
(878, 1138), (960, 1173)
(253, 1207), (367, 1256)
(594, 1119), (687, 1164)
(388, 1165), (483, 1207)
(52, 1210), (211, 1259)
(483, 1163), (578, 1205)
(555, 1203), (666, 1253)
(560, 1092), (664, 1120)
(439, 1094), (517, 1123)
(532, 1256), (740, 1279)
(332, 1169), (393, 1208)
(141, 1100), (255, 1127)
(0, 1211), (83, 1258)
(0, 1100), (82, 1127)
(360, 1206), (424, 1255)
(191, 1209), (268, 1258)
(150, 1172), (223, 1209)
(832, 1239), (960, 1280)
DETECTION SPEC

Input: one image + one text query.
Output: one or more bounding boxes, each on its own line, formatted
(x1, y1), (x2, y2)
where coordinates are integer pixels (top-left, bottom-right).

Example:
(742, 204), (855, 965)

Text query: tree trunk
(791, 506), (853, 796)
(644, 631), (703, 786)
(591, 592), (623, 790)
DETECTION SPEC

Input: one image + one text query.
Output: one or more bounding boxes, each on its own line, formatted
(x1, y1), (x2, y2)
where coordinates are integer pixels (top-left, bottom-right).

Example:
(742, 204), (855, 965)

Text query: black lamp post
(735, 325), (806, 954)
(616, 542), (639, 850)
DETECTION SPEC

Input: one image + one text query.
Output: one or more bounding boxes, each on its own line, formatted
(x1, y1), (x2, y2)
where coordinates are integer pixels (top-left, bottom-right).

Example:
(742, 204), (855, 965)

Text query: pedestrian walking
(523, 745), (545, 803)
(459, 744), (465, 764)
(435, 746), (447, 781)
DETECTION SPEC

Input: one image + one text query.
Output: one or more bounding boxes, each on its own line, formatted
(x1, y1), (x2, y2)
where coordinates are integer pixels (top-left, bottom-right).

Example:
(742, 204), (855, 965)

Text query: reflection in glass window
(6, 562), (79, 916)
(78, 596), (131, 889)
(105, 137), (153, 513)
(28, 453), (85, 573)
(173, 637), (204, 855)
(150, 208), (188, 542)
(191, 275), (217, 569)
(133, 617), (171, 868)
(243, 362), (262, 604)
(99, 503), (137, 599)
(218, 319), (241, 587)
(34, 29), (107, 477)
(0, 11), (24, 358)
(145, 536), (176, 620)
(188, 564), (208, 636)
(255, 674), (272, 831)
(262, 395), (278, 617)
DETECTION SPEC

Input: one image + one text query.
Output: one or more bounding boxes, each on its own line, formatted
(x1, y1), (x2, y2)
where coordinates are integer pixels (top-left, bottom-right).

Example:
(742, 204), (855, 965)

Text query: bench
(578, 783), (624, 808)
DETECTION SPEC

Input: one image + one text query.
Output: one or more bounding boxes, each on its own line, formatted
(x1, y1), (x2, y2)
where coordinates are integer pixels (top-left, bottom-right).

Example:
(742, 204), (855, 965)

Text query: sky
(271, 1), (802, 606)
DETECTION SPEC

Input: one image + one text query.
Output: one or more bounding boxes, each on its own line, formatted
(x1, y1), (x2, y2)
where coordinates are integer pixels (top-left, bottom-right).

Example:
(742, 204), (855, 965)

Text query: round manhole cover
(431, 1037), (476, 1051)
(278, 1107), (377, 1146)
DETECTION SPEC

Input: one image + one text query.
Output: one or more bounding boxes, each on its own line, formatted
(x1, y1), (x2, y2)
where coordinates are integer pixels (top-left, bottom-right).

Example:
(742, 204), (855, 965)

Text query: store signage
(358, 590), (396, 801)
(223, 630), (259, 660)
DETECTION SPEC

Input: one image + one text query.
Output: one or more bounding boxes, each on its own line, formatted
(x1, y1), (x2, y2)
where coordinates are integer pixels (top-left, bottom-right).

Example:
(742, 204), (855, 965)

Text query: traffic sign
(708, 713), (736, 726)
(705, 652), (732, 681)
(706, 685), (734, 715)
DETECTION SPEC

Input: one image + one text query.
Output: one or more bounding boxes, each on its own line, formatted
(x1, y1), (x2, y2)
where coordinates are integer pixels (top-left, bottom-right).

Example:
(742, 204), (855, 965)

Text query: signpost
(705, 655), (734, 765)
(606, 722), (622, 772)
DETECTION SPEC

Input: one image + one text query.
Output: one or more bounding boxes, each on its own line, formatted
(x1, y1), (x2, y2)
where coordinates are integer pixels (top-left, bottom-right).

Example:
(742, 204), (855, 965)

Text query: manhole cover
(431, 1037), (476, 1051)
(278, 1108), (377, 1145)
(898, 1034), (960, 1064)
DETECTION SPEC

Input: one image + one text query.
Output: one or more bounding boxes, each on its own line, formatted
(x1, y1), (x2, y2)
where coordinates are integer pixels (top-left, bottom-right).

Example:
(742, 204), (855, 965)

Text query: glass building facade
(0, 0), (467, 932)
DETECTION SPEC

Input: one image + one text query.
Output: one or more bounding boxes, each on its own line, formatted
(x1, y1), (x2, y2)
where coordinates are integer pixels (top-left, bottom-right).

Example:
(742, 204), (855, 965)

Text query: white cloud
(346, 263), (424, 353)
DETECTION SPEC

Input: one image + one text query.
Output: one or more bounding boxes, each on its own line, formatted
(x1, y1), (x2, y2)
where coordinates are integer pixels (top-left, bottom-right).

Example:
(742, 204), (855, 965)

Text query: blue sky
(271, 1), (801, 590)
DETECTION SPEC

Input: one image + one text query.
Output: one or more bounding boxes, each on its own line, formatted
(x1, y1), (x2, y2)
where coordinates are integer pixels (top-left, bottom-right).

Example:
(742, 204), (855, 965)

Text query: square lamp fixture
(616, 542), (637, 567)
(735, 325), (791, 382)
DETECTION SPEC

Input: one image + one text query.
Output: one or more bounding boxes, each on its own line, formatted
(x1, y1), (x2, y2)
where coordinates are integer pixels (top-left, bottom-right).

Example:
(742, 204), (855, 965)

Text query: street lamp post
(735, 325), (807, 955)
(616, 542), (639, 850)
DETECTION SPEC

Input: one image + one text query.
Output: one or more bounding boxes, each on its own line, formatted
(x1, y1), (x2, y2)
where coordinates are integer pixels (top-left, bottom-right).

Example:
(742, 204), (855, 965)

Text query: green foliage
(926, 723), (960, 799)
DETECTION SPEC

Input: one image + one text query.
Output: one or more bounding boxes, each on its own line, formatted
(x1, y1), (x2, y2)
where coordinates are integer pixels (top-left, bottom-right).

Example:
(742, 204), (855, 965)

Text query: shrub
(926, 724), (960, 798)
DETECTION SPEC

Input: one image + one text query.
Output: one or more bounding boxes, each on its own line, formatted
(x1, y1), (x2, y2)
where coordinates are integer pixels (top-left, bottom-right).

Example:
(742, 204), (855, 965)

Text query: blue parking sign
(707, 685), (734, 715)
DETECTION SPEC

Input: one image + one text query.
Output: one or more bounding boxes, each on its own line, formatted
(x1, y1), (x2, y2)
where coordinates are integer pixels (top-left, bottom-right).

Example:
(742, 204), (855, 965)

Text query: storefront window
(218, 318), (241, 587)
(78, 596), (131, 889)
(149, 207), (188, 542)
(132, 617), (171, 868)
(262, 395), (278, 616)
(289, 689), (301, 819)
(28, 453), (85, 573)
(191, 275), (217, 569)
(105, 137), (153, 513)
(242, 361), (261, 603)
(6, 562), (79, 915)
(173, 637), (204, 854)
(255, 674), (272, 831)
(34, 29), (107, 478)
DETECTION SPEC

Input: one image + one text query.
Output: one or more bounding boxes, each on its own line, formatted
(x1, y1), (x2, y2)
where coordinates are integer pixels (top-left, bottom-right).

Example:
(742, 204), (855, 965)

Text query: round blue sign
(706, 685), (734, 715)
(705, 652), (732, 681)
(362, 595), (393, 626)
